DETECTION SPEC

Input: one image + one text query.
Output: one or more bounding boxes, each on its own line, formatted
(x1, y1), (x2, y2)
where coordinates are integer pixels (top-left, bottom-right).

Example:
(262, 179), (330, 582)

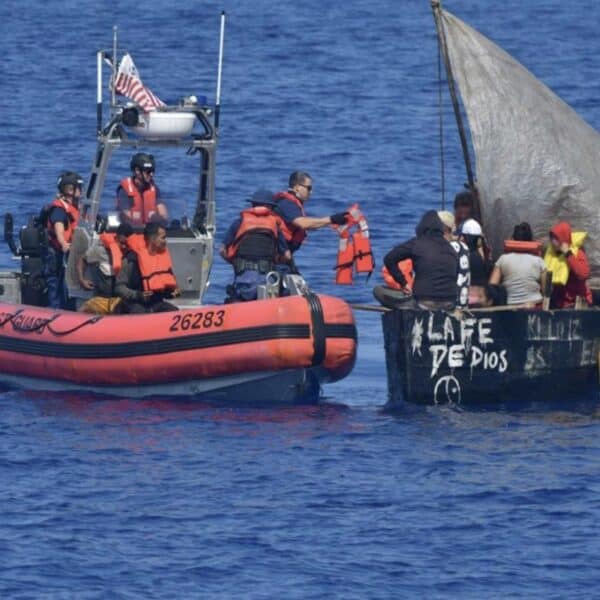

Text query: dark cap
(246, 189), (276, 207)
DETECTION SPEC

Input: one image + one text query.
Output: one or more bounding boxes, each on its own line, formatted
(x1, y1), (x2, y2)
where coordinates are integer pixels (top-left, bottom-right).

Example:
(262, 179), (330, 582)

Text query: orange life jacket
(224, 206), (282, 261)
(118, 177), (158, 226)
(382, 260), (414, 290)
(274, 191), (307, 250)
(46, 197), (80, 250)
(334, 203), (374, 285)
(503, 240), (543, 256)
(99, 233), (123, 275)
(126, 234), (177, 293)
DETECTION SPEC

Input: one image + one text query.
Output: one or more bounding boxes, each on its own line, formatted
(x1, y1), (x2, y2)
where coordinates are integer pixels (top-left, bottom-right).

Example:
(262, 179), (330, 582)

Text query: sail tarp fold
(441, 9), (600, 276)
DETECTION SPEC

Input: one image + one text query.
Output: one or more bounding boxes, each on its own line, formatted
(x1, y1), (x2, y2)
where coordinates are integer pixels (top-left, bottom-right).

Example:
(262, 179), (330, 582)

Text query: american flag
(113, 53), (165, 112)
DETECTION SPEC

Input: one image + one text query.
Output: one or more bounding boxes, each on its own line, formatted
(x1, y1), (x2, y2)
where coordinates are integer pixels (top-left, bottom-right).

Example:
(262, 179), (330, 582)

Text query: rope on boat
(46, 315), (103, 336)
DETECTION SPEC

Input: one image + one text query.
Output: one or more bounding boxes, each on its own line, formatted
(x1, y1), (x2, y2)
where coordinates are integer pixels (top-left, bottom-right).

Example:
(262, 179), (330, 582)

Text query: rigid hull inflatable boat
(0, 21), (357, 404)
(0, 295), (356, 404)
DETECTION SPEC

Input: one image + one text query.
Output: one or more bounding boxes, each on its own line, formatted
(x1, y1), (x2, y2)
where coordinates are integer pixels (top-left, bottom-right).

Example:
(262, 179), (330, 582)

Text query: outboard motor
(4, 212), (48, 306)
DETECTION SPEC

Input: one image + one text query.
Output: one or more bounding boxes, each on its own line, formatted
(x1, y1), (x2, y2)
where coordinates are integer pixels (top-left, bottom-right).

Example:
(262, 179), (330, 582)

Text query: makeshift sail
(439, 8), (600, 277)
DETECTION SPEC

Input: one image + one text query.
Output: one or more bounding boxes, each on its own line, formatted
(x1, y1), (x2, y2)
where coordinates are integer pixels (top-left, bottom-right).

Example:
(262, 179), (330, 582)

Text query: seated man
(115, 222), (180, 313)
(116, 153), (168, 227)
(220, 189), (291, 302)
(544, 221), (592, 308)
(489, 222), (546, 306)
(383, 210), (459, 311)
(77, 223), (134, 314)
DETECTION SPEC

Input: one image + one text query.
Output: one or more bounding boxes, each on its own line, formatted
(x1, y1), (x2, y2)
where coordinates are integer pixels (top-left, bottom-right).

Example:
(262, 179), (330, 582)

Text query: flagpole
(214, 11), (226, 130)
(111, 26), (118, 108)
(96, 51), (103, 134)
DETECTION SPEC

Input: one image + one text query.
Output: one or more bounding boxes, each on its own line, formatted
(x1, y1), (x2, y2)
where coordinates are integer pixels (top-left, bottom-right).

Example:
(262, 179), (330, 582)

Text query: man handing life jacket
(220, 189), (291, 302)
(333, 203), (374, 284)
(273, 171), (349, 273)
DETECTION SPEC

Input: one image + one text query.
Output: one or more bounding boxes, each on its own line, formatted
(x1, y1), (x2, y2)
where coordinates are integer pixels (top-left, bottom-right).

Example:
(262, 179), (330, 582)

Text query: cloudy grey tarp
(441, 9), (600, 277)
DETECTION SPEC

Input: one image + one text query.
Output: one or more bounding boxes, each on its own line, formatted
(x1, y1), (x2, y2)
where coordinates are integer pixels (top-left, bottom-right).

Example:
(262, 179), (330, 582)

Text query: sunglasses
(299, 183), (312, 192)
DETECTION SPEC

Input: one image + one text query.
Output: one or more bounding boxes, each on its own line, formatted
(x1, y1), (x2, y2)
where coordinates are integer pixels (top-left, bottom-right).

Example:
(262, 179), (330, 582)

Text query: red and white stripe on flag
(114, 53), (164, 112)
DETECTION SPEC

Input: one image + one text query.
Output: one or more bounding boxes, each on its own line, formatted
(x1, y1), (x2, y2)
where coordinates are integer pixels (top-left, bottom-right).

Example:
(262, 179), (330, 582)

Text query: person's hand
(401, 285), (412, 296)
(61, 242), (71, 253)
(170, 288), (182, 298)
(80, 279), (94, 291)
(330, 212), (349, 226)
(560, 242), (570, 254)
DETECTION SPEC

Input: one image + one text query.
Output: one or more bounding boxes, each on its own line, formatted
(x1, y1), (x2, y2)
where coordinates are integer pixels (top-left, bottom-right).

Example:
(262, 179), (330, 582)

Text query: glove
(330, 212), (349, 226)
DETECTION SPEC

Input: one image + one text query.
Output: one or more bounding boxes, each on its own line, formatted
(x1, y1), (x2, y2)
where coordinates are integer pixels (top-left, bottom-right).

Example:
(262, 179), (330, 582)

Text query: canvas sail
(440, 9), (600, 277)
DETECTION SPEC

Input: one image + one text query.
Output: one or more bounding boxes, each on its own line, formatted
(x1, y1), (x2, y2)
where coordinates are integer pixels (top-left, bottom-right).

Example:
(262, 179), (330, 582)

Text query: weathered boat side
(383, 307), (600, 405)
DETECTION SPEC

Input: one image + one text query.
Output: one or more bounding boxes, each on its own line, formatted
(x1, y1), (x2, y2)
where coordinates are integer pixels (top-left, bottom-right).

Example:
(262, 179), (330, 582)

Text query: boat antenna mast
(214, 11), (226, 130)
(431, 0), (481, 218)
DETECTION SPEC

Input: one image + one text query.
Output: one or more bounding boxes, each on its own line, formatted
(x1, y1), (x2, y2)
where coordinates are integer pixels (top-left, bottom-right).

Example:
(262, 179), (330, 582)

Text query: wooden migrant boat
(382, 2), (600, 406)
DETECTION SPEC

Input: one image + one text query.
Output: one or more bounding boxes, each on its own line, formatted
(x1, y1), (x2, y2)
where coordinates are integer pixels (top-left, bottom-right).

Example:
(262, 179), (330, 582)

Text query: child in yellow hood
(544, 221), (592, 308)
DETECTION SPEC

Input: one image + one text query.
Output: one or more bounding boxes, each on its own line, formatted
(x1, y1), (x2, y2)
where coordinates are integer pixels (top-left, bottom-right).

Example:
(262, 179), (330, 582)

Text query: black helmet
(57, 171), (84, 193)
(130, 153), (155, 172)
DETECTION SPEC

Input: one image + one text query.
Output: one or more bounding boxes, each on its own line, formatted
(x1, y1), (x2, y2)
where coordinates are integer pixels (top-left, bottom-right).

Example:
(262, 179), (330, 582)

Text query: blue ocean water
(1, 0), (600, 597)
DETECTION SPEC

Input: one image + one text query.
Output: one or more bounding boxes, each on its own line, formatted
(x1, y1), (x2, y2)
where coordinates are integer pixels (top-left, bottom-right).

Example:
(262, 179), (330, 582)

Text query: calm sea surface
(1, 0), (599, 597)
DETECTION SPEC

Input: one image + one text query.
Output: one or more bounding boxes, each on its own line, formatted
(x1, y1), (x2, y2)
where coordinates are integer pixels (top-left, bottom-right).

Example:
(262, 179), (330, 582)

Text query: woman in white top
(488, 223), (546, 306)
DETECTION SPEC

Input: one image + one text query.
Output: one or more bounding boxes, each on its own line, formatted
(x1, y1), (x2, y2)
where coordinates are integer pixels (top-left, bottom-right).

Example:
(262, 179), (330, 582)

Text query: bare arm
(488, 265), (502, 286)
(292, 216), (332, 231)
(157, 202), (168, 220)
(77, 256), (94, 290)
(53, 222), (70, 252)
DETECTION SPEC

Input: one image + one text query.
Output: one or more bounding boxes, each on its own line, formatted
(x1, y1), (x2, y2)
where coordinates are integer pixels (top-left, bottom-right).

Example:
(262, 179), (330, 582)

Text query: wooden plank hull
(382, 308), (600, 405)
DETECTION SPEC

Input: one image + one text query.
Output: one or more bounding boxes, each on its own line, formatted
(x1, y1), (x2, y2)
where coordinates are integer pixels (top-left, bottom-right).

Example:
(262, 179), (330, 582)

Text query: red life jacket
(382, 260), (414, 290)
(225, 206), (282, 261)
(503, 240), (543, 256)
(118, 177), (158, 226)
(334, 203), (374, 285)
(126, 234), (177, 293)
(274, 191), (307, 249)
(99, 233), (123, 275)
(46, 197), (80, 250)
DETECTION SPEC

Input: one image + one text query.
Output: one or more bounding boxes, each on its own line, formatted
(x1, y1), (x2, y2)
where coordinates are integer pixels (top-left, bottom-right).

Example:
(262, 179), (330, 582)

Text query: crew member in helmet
(43, 171), (83, 309)
(115, 222), (180, 313)
(220, 189), (291, 302)
(116, 153), (168, 227)
(273, 171), (348, 265)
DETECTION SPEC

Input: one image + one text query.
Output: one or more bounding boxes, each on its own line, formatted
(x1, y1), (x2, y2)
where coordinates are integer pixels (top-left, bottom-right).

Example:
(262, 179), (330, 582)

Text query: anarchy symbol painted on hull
(433, 375), (462, 404)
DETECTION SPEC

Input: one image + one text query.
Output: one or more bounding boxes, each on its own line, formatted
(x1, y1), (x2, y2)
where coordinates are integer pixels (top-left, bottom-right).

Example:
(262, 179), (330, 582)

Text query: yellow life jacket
(543, 231), (587, 285)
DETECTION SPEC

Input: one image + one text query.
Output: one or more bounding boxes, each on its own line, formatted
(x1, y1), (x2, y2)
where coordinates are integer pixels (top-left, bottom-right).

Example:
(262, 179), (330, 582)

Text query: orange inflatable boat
(0, 293), (356, 405)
